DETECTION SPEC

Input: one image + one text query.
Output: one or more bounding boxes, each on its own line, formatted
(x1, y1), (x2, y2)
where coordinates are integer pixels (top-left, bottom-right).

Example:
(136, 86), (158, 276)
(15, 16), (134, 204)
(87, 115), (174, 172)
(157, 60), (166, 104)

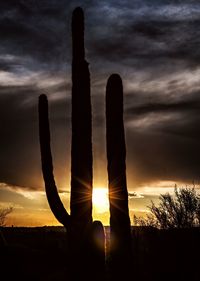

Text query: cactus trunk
(106, 74), (132, 279)
(71, 7), (93, 227)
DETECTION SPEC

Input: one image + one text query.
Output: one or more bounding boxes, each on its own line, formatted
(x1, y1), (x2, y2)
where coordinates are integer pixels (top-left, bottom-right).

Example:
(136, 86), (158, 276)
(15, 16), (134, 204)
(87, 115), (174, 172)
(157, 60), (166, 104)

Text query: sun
(92, 187), (109, 213)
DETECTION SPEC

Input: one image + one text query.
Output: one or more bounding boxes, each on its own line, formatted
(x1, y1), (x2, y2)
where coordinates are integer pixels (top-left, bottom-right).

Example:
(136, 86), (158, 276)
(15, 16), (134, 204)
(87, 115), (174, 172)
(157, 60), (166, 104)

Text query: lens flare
(92, 187), (109, 213)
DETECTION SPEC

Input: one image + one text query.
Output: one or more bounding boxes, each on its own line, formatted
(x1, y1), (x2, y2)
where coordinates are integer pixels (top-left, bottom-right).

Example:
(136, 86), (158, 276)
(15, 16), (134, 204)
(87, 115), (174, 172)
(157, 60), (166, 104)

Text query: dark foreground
(0, 226), (199, 281)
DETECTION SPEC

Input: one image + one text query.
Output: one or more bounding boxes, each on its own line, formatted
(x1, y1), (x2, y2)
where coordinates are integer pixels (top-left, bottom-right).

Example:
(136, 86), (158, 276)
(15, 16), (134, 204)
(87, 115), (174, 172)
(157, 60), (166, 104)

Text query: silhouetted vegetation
(0, 207), (13, 227)
(0, 207), (13, 246)
(1, 226), (199, 281)
(134, 187), (200, 228)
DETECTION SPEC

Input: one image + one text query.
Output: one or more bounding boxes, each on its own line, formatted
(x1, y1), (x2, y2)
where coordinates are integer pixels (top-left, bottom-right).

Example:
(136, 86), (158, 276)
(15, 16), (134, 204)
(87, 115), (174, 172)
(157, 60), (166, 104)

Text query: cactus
(106, 74), (132, 279)
(39, 6), (133, 280)
(39, 7), (105, 281)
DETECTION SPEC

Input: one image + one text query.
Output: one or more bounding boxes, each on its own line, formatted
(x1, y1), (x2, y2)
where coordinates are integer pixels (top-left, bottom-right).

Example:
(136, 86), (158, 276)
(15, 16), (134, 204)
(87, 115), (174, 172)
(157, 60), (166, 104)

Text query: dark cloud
(0, 83), (71, 189)
(125, 100), (200, 185)
(124, 91), (200, 185)
(126, 128), (200, 185)
(1, 0), (200, 72)
(126, 99), (200, 118)
(88, 18), (200, 73)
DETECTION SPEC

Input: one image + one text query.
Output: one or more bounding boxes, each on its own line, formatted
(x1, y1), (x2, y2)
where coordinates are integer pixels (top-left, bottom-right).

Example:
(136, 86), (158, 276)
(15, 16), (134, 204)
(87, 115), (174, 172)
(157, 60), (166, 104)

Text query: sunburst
(92, 187), (109, 213)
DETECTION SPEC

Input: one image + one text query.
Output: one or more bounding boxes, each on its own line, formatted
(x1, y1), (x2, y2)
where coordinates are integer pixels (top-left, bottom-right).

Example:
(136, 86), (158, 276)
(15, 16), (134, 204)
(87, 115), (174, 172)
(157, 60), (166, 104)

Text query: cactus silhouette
(39, 6), (133, 281)
(39, 7), (105, 281)
(71, 7), (92, 225)
(106, 74), (132, 280)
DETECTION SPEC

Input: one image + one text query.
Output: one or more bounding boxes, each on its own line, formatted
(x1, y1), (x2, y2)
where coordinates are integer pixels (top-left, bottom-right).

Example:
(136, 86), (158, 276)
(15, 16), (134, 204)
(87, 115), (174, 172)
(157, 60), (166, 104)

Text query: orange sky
(2, 180), (196, 227)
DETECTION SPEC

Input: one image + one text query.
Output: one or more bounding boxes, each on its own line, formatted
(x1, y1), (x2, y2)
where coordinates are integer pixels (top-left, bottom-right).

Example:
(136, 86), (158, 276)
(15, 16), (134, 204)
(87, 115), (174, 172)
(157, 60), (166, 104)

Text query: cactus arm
(39, 94), (70, 227)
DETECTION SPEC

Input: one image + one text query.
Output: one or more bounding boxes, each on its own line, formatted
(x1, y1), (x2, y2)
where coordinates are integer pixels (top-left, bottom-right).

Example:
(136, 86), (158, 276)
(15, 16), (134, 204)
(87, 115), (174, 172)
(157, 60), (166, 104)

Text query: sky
(1, 0), (200, 226)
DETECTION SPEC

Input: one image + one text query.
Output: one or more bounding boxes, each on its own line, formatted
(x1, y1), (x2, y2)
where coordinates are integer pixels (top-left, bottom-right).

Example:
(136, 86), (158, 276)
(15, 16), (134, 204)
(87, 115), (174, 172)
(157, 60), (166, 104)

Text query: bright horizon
(2, 180), (198, 227)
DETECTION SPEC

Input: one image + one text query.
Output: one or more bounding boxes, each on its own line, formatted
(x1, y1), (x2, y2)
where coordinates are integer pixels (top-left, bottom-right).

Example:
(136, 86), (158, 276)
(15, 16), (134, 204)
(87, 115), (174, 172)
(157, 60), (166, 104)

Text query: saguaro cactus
(106, 74), (132, 279)
(39, 7), (105, 281)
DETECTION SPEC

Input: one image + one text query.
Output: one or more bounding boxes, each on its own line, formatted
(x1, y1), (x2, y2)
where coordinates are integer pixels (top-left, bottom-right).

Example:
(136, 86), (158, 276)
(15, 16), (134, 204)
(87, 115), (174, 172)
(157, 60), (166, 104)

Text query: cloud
(126, 100), (200, 117)
(1, 0), (200, 76)
(0, 81), (71, 189)
(126, 125), (200, 186)
(128, 192), (137, 197)
(0, 182), (70, 210)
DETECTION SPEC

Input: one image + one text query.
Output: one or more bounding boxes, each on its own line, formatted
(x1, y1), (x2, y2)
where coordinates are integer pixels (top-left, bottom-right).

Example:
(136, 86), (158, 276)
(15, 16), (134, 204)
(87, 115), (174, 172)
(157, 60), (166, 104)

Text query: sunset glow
(92, 187), (109, 213)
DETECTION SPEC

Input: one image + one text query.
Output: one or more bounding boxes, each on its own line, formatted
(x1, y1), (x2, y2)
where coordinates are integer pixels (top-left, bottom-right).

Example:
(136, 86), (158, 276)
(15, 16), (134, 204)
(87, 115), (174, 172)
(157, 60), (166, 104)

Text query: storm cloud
(1, 0), (200, 191)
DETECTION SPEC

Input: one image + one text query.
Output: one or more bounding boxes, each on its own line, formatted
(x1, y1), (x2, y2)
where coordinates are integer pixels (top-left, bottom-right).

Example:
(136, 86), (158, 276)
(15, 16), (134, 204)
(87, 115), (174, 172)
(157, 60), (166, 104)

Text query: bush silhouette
(134, 186), (200, 229)
(0, 207), (13, 227)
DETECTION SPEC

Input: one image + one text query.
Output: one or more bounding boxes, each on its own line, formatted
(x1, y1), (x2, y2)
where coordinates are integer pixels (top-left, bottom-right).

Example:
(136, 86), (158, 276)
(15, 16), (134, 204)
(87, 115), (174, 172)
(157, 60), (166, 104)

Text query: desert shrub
(0, 207), (13, 227)
(134, 187), (200, 229)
